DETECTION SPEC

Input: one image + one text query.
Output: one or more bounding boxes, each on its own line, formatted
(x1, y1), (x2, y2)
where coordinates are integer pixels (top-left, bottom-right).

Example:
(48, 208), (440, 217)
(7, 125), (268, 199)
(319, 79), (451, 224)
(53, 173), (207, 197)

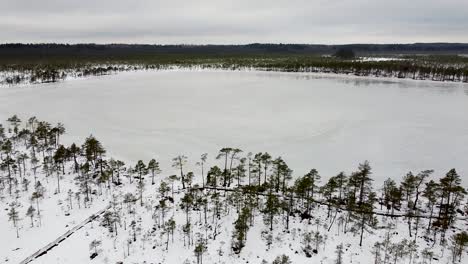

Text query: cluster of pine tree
(0, 65), (145, 85)
(1, 116), (467, 263)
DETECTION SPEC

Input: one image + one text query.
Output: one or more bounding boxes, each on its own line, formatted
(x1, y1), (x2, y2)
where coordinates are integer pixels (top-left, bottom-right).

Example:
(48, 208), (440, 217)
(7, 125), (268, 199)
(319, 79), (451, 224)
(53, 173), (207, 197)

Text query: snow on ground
(1, 70), (468, 264)
(28, 180), (468, 264)
(0, 169), (109, 263)
(358, 57), (405, 62)
(0, 132), (466, 264)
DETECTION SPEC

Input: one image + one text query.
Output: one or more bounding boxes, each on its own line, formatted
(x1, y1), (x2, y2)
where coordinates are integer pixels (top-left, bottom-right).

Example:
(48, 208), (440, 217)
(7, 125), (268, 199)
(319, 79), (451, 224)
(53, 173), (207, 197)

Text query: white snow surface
(2, 170), (466, 264)
(0, 69), (468, 185)
(0, 173), (109, 263)
(1, 70), (468, 264)
(358, 57), (405, 62)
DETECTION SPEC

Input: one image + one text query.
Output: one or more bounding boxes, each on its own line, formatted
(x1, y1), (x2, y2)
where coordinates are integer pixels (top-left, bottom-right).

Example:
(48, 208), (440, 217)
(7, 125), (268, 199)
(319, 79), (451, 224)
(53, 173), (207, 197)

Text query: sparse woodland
(1, 54), (468, 86)
(1, 116), (467, 264)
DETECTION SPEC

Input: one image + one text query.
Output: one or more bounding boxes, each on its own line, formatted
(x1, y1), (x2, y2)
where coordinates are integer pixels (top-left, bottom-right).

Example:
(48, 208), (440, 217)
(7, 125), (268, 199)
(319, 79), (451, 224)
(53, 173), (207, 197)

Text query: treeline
(1, 43), (468, 86)
(1, 116), (467, 263)
(0, 65), (138, 85)
(1, 56), (468, 86)
(232, 57), (468, 82)
(2, 43), (468, 58)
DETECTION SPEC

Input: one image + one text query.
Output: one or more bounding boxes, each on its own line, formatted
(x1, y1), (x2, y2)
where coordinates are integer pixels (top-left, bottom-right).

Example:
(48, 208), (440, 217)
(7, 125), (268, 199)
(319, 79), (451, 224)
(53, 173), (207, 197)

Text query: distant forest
(1, 43), (468, 60)
(1, 43), (468, 85)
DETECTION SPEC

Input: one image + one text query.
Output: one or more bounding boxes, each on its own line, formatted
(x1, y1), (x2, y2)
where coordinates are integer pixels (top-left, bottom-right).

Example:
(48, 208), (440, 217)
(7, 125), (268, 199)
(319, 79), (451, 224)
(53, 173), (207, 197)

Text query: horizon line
(2, 42), (468, 46)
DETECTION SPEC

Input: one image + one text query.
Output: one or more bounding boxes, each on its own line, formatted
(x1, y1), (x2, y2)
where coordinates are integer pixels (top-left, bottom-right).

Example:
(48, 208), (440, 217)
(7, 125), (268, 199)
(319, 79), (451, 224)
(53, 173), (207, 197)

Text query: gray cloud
(1, 0), (467, 43)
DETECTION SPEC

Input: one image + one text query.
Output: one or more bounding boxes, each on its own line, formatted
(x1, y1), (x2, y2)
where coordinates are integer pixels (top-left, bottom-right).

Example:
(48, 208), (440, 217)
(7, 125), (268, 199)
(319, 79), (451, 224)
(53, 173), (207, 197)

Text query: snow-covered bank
(1, 58), (468, 88)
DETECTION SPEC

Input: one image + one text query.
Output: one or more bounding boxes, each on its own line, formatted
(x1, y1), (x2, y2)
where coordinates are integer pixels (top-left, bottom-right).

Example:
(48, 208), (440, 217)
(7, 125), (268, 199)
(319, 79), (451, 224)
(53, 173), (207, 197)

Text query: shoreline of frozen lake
(0, 69), (467, 185)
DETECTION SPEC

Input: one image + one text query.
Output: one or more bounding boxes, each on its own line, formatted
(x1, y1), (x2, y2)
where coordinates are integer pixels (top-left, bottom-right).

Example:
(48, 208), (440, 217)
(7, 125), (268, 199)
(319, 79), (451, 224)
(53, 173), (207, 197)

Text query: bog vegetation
(1, 116), (467, 263)
(1, 44), (468, 85)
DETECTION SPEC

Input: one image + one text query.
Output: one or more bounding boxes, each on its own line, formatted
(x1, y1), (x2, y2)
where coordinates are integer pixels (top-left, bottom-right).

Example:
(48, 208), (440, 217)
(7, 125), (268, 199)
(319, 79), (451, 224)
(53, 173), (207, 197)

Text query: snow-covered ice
(1, 70), (468, 264)
(0, 70), (467, 184)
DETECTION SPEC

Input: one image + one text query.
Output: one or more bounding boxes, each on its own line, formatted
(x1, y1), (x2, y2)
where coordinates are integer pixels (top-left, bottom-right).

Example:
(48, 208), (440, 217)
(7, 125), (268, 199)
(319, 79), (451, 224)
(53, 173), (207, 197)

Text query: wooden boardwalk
(19, 206), (110, 264)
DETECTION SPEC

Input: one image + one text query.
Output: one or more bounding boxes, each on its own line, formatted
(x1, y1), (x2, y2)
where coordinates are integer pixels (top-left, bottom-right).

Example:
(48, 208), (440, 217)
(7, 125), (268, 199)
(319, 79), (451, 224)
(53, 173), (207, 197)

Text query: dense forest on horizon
(1, 43), (468, 86)
(2, 43), (468, 59)
(1, 43), (468, 66)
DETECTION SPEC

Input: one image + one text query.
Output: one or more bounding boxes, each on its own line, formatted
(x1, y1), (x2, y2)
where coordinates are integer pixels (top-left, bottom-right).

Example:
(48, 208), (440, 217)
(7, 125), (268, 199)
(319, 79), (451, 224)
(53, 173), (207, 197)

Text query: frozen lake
(1, 70), (467, 184)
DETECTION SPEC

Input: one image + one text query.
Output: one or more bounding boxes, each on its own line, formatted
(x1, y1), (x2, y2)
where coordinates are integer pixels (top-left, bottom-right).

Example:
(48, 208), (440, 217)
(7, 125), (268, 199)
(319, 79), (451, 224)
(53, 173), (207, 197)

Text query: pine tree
(382, 178), (401, 214)
(313, 230), (324, 253)
(8, 203), (20, 238)
(22, 178), (30, 192)
(401, 172), (417, 205)
(82, 135), (106, 166)
(164, 217), (176, 250)
(206, 166), (222, 188)
(194, 234), (207, 264)
(195, 153), (208, 187)
(76, 162), (92, 206)
(235, 157), (246, 187)
(355, 161), (373, 207)
(172, 155), (188, 189)
(31, 181), (45, 217)
(262, 191), (281, 231)
(272, 254), (292, 264)
(421, 248), (434, 264)
(26, 205), (35, 227)
(68, 143), (81, 173)
(423, 180), (439, 230)
(53, 144), (67, 193)
(53, 122), (65, 147)
(89, 239), (102, 256)
(168, 174), (179, 199)
(216, 148), (232, 187)
(335, 243), (344, 264)
(439, 169), (466, 228)
(412, 170), (433, 210)
(294, 169), (319, 215)
(123, 193), (137, 212)
(1, 139), (14, 195)
(227, 148), (242, 187)
(302, 232), (313, 257)
(109, 159), (125, 184)
(147, 158), (161, 185)
(272, 157), (292, 192)
(350, 161), (377, 247)
(260, 152), (272, 185)
(185, 171), (194, 188)
(134, 160), (147, 182)
(407, 240), (418, 264)
(451, 231), (468, 263)
(253, 152), (263, 186)
(232, 206), (250, 254)
(159, 181), (170, 198)
(137, 180), (145, 206)
(7, 115), (21, 135)
(322, 176), (338, 217)
(101, 211), (117, 234)
(181, 192), (194, 226)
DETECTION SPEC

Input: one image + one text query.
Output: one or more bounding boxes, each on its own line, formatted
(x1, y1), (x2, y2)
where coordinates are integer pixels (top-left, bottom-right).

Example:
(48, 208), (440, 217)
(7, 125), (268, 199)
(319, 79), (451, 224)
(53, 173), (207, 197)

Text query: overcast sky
(1, 0), (467, 44)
